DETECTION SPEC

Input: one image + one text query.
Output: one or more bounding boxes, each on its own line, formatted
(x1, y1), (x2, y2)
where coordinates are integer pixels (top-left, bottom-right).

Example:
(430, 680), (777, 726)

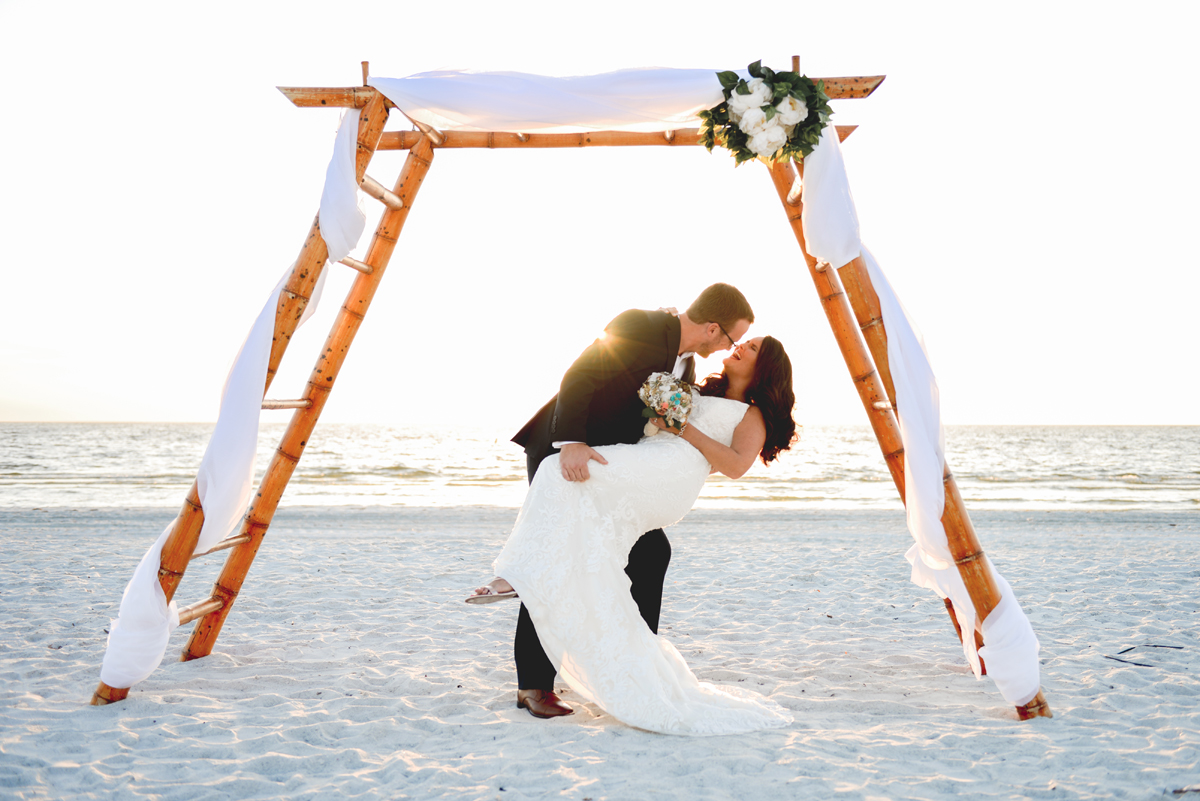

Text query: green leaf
(762, 66), (775, 83)
(747, 60), (762, 78)
(735, 82), (751, 96)
(762, 105), (776, 121)
(717, 70), (740, 89)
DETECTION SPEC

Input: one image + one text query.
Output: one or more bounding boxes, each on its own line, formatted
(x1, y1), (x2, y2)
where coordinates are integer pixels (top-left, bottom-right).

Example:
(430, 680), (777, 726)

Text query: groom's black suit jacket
(512, 309), (696, 465)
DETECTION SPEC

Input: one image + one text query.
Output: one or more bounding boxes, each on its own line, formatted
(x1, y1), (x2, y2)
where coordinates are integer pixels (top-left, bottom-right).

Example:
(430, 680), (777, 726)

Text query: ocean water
(1, 423), (1196, 512)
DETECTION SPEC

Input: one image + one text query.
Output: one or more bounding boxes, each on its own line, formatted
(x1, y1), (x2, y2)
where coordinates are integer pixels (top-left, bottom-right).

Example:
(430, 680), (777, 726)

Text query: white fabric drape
(799, 129), (1041, 706)
(100, 265), (326, 688)
(318, 109), (366, 264)
(800, 123), (861, 270)
(369, 68), (731, 134)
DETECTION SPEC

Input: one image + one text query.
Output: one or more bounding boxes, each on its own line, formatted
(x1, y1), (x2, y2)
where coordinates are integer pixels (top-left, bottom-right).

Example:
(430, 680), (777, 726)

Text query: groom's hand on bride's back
(559, 443), (608, 482)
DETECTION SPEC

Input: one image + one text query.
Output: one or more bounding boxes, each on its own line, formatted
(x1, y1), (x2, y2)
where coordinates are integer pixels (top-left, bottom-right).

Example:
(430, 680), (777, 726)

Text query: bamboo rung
(397, 109), (445, 146)
(360, 175), (404, 210)
(177, 596), (225, 626)
(340, 257), (373, 275)
(262, 399), (313, 410)
(786, 175), (803, 206)
(190, 534), (252, 560)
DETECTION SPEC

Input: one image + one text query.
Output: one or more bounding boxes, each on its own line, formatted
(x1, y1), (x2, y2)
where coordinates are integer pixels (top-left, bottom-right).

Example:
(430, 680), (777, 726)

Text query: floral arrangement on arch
(698, 60), (833, 165)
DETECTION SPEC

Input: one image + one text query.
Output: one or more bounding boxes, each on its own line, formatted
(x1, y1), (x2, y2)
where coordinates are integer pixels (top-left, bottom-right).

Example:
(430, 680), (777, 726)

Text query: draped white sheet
(103, 68), (1041, 705)
(369, 69), (731, 134)
(319, 109), (366, 264)
(801, 130), (1041, 706)
(800, 123), (862, 270)
(100, 265), (326, 688)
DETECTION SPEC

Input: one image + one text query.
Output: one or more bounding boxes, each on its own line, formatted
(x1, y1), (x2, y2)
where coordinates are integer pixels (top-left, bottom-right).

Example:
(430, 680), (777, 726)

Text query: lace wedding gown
(494, 393), (793, 735)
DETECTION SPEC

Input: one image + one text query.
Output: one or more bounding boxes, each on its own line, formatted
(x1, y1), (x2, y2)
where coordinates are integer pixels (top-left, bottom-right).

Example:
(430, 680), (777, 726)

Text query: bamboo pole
(836, 255), (989, 658)
(768, 159), (1051, 719)
(179, 137), (437, 663)
(834, 258), (998, 617)
(377, 125), (858, 151)
(89, 91), (392, 706)
(766, 160), (907, 496)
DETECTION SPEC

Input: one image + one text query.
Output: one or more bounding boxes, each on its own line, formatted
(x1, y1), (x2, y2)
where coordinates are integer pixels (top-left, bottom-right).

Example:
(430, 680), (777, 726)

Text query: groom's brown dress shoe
(517, 689), (574, 718)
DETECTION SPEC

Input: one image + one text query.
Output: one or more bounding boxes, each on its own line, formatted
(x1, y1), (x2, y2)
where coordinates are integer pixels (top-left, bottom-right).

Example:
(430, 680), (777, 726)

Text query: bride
(470, 336), (799, 735)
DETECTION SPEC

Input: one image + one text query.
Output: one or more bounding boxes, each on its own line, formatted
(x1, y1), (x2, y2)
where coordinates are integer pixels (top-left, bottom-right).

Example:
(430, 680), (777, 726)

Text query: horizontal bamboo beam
(340, 257), (373, 275)
(176, 596), (225, 626)
(360, 175), (404, 210)
(261, 399), (313, 410)
(278, 86), (382, 108)
(277, 76), (883, 110)
(822, 75), (886, 98)
(379, 125), (858, 151)
(190, 534), (252, 560)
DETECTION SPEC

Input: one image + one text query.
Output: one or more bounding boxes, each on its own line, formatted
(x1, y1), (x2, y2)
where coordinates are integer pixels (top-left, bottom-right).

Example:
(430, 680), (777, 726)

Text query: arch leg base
(1016, 690), (1052, 720)
(90, 681), (130, 705)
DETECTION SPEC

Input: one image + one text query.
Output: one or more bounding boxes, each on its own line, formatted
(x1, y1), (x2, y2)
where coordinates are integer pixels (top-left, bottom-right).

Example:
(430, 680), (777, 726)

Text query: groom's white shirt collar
(553, 353), (696, 450)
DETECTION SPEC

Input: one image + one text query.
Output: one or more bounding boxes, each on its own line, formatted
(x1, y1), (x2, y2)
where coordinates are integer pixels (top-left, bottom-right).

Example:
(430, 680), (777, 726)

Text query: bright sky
(1, 0), (1196, 427)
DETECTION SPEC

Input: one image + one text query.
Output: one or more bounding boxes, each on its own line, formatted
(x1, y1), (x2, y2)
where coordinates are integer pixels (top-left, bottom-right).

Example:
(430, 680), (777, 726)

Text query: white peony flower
(746, 77), (774, 105)
(738, 107), (769, 136)
(727, 77), (774, 117)
(775, 95), (808, 126)
(748, 122), (790, 157)
(727, 92), (754, 118)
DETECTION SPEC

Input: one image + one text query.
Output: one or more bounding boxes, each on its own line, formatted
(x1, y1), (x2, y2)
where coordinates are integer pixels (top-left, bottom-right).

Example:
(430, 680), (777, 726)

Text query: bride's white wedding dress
(494, 393), (793, 735)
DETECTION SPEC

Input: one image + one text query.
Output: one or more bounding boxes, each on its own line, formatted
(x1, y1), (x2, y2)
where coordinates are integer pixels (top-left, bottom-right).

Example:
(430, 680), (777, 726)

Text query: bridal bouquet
(698, 60), (833, 165)
(638, 372), (694, 437)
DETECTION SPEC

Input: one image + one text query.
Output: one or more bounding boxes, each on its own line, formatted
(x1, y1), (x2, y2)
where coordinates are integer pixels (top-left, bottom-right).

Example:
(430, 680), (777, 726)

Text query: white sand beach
(2, 506), (1197, 799)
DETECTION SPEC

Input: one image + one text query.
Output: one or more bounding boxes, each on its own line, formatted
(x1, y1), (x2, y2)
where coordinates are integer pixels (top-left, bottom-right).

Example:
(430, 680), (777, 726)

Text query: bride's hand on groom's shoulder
(656, 306), (679, 317)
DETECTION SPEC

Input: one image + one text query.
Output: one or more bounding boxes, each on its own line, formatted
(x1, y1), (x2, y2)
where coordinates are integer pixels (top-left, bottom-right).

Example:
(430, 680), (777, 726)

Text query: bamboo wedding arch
(90, 59), (1052, 721)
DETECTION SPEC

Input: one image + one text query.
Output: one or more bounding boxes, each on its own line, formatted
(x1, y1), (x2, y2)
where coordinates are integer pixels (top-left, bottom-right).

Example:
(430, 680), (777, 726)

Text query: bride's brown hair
(695, 336), (798, 465)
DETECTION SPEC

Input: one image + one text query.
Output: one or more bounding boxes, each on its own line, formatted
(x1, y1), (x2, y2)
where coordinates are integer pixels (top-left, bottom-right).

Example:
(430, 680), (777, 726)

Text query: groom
(509, 283), (754, 718)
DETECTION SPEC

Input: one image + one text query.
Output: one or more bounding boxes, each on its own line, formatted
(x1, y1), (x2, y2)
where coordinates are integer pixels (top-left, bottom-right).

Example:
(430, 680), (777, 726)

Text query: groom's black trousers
(515, 452), (672, 691)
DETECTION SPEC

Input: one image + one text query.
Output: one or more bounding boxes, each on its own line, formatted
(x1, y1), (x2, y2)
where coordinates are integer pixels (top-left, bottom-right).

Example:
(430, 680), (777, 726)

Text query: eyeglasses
(716, 323), (736, 348)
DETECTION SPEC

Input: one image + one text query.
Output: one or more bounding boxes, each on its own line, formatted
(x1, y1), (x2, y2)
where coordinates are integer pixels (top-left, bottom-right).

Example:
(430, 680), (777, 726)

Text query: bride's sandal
(464, 578), (518, 605)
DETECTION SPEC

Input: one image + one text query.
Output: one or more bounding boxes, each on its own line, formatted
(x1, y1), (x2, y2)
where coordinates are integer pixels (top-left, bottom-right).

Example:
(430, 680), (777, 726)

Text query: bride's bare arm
(672, 407), (766, 479)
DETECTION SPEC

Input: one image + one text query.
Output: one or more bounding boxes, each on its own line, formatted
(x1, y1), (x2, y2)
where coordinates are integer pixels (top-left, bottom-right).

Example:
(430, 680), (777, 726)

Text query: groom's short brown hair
(686, 283), (755, 330)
